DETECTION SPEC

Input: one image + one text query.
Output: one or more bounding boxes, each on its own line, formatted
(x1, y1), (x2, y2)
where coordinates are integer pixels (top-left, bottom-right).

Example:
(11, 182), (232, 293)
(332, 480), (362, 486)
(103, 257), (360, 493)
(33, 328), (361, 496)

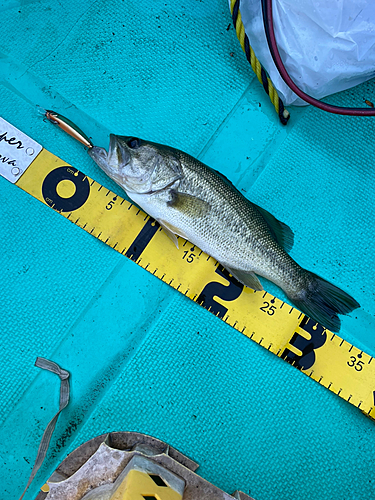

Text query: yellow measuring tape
(2, 119), (374, 421)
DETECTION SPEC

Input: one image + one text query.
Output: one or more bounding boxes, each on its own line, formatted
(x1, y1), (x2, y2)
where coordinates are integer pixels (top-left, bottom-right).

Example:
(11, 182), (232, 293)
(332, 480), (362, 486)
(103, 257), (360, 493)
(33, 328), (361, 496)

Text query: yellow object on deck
(112, 470), (183, 500)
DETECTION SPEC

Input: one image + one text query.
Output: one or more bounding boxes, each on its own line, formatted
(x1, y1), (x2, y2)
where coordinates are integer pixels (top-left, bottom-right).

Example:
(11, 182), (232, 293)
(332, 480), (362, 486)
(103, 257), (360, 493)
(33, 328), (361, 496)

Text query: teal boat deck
(1, 1), (374, 499)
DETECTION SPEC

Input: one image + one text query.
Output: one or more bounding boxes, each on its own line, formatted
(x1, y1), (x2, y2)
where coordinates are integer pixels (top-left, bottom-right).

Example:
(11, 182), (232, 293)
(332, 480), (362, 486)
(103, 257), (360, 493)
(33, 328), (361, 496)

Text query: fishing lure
(44, 109), (93, 148)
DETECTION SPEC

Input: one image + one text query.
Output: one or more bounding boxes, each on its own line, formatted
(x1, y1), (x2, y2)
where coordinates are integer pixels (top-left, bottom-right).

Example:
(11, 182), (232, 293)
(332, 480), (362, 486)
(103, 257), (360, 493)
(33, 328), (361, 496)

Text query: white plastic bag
(236, 0), (375, 106)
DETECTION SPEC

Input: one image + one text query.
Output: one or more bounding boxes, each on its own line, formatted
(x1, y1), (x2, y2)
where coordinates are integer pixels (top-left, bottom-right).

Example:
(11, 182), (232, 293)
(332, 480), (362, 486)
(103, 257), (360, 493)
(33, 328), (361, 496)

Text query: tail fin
(291, 271), (360, 332)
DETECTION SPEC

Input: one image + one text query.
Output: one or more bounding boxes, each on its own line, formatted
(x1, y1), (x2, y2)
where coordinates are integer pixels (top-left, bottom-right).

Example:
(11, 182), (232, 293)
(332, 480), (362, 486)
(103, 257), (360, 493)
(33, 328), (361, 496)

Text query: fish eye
(126, 137), (141, 149)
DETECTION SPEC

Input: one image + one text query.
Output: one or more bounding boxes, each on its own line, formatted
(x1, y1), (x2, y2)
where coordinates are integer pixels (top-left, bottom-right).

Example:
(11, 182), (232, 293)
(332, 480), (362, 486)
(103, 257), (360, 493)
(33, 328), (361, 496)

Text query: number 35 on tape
(1, 117), (375, 421)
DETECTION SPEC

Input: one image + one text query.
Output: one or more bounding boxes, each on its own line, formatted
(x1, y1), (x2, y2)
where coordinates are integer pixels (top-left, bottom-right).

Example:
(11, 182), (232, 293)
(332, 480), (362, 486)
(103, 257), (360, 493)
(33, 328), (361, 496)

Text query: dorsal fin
(253, 203), (294, 253)
(210, 166), (294, 252)
(209, 167), (240, 192)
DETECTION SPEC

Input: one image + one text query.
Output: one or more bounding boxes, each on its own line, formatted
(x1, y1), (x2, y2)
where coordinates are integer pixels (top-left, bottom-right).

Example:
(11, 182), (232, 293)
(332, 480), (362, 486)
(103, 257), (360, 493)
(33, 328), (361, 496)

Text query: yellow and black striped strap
(230, 0), (290, 124)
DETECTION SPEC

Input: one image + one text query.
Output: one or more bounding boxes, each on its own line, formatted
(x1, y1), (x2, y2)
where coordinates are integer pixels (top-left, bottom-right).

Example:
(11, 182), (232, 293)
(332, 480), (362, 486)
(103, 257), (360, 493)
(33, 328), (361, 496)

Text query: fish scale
(1, 117), (374, 421)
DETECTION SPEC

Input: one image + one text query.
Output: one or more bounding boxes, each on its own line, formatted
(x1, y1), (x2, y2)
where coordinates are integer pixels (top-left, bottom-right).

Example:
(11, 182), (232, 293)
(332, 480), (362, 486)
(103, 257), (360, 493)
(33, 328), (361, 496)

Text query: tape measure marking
(126, 218), (161, 261)
(1, 121), (373, 420)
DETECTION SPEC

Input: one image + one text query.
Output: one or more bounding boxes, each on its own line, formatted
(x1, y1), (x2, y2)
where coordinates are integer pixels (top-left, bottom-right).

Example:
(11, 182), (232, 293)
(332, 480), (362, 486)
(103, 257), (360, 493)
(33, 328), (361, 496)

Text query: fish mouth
(87, 146), (109, 172)
(108, 134), (130, 168)
(108, 133), (118, 158)
(88, 135), (131, 184)
(87, 144), (122, 183)
(87, 134), (120, 164)
(88, 146), (107, 161)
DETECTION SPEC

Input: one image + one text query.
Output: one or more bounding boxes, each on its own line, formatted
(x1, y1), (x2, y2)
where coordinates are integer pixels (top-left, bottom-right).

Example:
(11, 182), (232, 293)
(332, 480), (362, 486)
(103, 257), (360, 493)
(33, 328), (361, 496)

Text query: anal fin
(226, 267), (263, 291)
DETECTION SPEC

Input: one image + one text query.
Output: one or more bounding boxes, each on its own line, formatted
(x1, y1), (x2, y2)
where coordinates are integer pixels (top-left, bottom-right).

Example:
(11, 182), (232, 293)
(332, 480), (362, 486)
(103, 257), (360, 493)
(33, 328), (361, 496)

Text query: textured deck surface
(0, 1), (374, 499)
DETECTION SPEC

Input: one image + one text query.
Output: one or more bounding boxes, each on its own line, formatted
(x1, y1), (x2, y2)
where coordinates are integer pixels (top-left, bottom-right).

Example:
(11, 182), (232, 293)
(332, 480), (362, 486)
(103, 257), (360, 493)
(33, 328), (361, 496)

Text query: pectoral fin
(226, 267), (263, 291)
(167, 190), (210, 217)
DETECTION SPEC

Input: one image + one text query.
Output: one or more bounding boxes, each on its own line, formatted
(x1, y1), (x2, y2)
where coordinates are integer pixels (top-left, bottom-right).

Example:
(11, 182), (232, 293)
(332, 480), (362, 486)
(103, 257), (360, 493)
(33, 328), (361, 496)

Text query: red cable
(266, 0), (375, 116)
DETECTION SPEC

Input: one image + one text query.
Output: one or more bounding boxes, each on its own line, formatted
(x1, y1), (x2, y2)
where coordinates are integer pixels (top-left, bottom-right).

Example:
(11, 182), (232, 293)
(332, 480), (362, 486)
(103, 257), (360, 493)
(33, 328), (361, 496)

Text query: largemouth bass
(89, 135), (359, 332)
